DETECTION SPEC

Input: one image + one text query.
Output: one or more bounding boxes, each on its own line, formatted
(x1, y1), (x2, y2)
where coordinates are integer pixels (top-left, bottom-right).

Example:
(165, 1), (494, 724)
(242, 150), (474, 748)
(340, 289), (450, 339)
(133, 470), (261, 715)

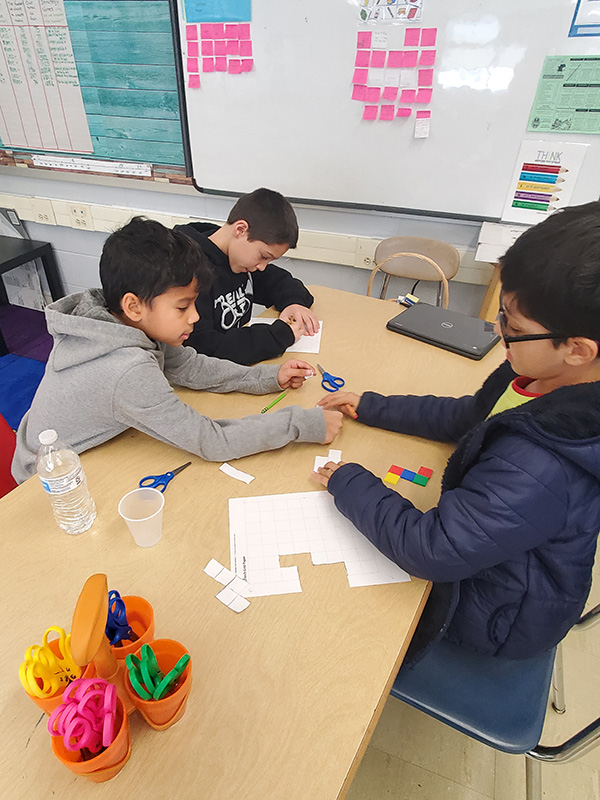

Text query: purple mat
(0, 304), (52, 362)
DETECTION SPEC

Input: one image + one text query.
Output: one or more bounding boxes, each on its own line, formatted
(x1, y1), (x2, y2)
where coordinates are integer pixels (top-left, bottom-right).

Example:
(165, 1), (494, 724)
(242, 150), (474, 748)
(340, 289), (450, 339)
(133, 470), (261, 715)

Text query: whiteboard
(176, 0), (600, 219)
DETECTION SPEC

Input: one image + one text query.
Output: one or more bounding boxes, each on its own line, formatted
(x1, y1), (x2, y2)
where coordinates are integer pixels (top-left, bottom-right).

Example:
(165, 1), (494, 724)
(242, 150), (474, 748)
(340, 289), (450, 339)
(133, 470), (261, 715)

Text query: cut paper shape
(225, 23), (239, 37)
(187, 58), (199, 73)
(202, 40), (214, 55)
(402, 50), (418, 68)
(363, 106), (378, 120)
(365, 86), (381, 102)
(357, 31), (372, 48)
(421, 28), (437, 47)
(382, 86), (398, 101)
(239, 40), (252, 56)
(203, 58), (215, 72)
(227, 40), (240, 55)
(400, 89), (416, 102)
(186, 25), (198, 41)
(404, 28), (420, 47)
(419, 50), (436, 66)
(241, 58), (253, 72)
(384, 471), (400, 484)
(239, 23), (251, 39)
(200, 24), (213, 38)
(215, 40), (227, 55)
(415, 88), (433, 103)
(328, 450), (342, 462)
(418, 69), (434, 86)
(188, 41), (199, 57)
(352, 84), (367, 101)
(216, 586), (250, 613)
(387, 50), (403, 68)
(227, 576), (251, 597)
(370, 50), (386, 68)
(220, 462), (255, 484)
(215, 57), (227, 71)
(416, 110), (432, 119)
(353, 68), (368, 84)
(314, 448), (343, 472)
(397, 108), (412, 117)
(213, 23), (225, 38)
(188, 74), (200, 89)
(380, 105), (395, 121)
(355, 50), (370, 68)
(228, 59), (242, 74)
(204, 558), (235, 585)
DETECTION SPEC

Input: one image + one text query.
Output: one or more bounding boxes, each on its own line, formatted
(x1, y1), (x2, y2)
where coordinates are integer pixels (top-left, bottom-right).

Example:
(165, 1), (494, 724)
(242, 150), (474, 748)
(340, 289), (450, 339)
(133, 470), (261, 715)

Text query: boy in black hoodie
(176, 188), (319, 365)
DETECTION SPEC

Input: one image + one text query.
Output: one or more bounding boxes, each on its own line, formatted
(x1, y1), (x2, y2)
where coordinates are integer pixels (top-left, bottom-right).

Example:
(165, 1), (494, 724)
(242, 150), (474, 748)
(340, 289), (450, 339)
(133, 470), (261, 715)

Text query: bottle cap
(39, 429), (58, 446)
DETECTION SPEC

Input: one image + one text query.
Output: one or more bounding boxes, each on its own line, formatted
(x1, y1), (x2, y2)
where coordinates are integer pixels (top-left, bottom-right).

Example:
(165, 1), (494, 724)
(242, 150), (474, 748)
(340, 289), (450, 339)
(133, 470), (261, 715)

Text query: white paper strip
(219, 462), (255, 484)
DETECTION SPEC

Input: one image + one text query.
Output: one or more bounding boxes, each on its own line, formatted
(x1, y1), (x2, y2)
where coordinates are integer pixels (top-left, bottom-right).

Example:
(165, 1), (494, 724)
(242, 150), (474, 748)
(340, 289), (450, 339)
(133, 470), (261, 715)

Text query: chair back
(0, 413), (18, 498)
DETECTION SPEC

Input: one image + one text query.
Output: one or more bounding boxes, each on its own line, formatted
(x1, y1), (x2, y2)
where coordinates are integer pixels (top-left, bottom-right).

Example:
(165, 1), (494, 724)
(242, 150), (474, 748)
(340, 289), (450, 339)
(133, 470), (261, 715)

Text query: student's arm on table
(253, 267), (319, 336)
(319, 441), (568, 581)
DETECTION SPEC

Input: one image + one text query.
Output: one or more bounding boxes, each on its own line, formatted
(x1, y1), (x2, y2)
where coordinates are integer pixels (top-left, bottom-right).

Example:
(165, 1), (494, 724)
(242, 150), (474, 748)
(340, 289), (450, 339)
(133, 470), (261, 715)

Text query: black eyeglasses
(497, 306), (563, 349)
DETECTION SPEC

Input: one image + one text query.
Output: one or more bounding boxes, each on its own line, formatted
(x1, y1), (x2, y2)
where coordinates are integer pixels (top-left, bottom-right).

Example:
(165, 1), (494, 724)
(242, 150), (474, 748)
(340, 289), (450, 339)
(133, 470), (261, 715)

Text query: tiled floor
(347, 563), (600, 800)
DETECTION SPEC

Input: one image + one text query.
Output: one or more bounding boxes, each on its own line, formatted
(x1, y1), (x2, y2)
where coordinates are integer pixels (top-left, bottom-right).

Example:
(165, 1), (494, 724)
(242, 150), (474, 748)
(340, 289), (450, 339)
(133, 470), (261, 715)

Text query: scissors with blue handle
(105, 589), (137, 646)
(139, 461), (191, 493)
(317, 364), (345, 393)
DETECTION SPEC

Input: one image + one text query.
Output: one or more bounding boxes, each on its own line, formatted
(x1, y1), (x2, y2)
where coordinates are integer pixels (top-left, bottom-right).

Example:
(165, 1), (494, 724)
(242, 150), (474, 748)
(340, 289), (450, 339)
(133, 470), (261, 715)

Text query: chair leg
(379, 273), (391, 299)
(436, 281), (443, 306)
(525, 756), (542, 800)
(551, 644), (566, 714)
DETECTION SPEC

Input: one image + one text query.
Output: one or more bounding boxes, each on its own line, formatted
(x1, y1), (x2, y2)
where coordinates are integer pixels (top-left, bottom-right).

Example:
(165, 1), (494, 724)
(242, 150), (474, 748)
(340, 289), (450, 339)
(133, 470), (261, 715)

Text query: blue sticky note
(183, 0), (251, 23)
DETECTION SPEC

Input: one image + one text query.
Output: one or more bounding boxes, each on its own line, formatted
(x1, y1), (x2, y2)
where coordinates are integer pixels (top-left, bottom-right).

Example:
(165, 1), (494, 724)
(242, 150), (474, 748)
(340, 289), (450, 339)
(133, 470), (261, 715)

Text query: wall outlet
(354, 237), (378, 270)
(31, 198), (56, 225)
(68, 203), (93, 230)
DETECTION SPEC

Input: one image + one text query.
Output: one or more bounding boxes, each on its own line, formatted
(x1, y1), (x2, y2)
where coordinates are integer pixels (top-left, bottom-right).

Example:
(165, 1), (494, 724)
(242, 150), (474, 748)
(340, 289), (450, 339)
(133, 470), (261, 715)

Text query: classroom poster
(501, 140), (588, 224)
(569, 0), (600, 37)
(528, 55), (600, 134)
(183, 0), (251, 23)
(358, 0), (424, 24)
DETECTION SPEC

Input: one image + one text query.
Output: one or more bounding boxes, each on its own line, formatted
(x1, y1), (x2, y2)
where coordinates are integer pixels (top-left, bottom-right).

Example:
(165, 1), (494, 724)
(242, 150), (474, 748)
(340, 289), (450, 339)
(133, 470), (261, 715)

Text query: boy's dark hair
(500, 201), (600, 344)
(100, 216), (212, 313)
(227, 188), (299, 248)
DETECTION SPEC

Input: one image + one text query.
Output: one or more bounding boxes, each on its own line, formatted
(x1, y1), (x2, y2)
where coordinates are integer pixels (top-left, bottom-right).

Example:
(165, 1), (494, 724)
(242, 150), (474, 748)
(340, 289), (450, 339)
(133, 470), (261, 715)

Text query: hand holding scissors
(317, 364), (345, 393)
(139, 461), (191, 493)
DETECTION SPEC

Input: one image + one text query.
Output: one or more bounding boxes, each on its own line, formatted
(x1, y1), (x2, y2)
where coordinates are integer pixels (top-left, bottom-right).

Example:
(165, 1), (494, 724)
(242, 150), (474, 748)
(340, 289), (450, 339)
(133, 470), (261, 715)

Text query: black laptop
(386, 303), (501, 360)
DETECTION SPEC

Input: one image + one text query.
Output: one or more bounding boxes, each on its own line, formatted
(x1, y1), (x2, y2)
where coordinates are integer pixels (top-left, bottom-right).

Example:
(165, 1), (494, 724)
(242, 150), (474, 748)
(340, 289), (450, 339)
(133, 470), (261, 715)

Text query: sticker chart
(229, 491), (410, 598)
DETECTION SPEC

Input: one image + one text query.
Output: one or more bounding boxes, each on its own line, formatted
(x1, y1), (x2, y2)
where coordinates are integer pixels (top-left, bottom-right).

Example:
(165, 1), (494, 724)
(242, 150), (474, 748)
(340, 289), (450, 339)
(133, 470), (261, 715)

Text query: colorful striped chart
(511, 162), (566, 212)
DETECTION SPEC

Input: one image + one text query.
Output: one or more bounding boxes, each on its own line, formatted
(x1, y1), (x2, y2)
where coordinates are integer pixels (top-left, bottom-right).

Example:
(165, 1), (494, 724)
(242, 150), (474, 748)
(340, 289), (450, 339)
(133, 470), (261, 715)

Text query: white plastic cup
(118, 487), (165, 548)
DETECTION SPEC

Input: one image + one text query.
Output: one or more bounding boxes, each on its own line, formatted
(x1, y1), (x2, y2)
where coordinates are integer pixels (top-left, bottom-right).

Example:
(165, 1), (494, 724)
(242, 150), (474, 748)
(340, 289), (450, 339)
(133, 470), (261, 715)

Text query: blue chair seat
(390, 638), (556, 754)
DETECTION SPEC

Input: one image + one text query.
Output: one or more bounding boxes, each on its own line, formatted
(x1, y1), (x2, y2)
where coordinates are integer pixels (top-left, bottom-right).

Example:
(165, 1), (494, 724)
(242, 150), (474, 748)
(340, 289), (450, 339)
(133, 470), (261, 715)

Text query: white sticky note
(414, 116), (431, 139)
(220, 463), (255, 484)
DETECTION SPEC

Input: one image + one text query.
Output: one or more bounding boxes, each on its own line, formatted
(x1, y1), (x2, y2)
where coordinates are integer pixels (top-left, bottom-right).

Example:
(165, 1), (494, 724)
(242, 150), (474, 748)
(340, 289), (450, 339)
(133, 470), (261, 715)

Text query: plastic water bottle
(36, 429), (96, 534)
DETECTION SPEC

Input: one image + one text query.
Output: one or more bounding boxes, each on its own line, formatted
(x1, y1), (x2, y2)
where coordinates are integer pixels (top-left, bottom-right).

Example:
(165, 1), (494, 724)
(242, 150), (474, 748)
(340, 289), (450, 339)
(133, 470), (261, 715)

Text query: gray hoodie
(12, 289), (326, 483)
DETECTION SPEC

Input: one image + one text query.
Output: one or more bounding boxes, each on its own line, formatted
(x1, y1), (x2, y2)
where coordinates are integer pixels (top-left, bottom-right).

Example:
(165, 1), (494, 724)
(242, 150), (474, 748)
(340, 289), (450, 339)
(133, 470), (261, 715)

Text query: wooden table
(0, 287), (504, 800)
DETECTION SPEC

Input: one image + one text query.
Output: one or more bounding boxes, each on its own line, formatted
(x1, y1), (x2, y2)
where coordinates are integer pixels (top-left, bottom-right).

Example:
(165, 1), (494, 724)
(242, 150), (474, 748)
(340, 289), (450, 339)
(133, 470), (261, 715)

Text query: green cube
(413, 474), (429, 486)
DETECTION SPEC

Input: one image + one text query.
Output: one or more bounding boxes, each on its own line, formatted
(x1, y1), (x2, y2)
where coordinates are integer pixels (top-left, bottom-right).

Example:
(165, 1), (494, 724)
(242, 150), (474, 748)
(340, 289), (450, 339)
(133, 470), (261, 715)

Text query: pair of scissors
(126, 644), (190, 701)
(139, 461), (191, 493)
(19, 627), (82, 698)
(105, 590), (138, 646)
(48, 678), (117, 752)
(317, 364), (345, 393)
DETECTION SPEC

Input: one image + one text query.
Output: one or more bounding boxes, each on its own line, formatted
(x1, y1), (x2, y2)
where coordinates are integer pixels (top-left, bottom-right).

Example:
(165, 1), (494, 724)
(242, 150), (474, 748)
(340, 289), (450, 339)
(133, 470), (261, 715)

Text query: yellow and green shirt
(488, 376), (542, 418)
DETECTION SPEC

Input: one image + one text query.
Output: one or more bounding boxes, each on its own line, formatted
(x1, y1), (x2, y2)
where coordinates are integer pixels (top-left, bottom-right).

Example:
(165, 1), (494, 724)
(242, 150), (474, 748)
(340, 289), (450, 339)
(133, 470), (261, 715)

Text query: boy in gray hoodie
(11, 217), (342, 483)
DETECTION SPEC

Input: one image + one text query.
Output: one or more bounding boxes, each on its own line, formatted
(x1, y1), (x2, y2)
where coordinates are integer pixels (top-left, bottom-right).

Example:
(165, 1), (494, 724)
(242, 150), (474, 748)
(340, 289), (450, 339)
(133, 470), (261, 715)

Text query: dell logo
(441, 321), (453, 329)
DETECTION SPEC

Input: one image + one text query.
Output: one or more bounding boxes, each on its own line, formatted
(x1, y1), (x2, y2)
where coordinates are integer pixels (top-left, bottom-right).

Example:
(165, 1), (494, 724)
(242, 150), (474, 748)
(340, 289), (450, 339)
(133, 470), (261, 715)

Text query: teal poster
(184, 0), (251, 23)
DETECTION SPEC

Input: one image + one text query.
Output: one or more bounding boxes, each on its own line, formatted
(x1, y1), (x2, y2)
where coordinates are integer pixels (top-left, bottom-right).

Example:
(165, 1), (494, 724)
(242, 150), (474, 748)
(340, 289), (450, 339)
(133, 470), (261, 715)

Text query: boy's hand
(279, 305), (320, 336)
(312, 460), (347, 487)
(317, 391), (361, 420)
(321, 411), (343, 443)
(277, 359), (316, 389)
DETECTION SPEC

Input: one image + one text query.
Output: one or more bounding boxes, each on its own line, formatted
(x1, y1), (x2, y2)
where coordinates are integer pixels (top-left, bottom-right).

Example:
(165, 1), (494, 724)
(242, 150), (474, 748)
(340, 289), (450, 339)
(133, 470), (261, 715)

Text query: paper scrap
(220, 463), (255, 484)
(216, 585), (250, 613)
(313, 448), (343, 472)
(204, 558), (235, 585)
(228, 575), (251, 597)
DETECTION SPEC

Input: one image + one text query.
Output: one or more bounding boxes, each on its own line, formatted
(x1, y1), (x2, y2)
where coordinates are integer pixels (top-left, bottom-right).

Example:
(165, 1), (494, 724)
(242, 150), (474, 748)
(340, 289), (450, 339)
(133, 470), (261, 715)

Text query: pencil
(261, 391), (287, 414)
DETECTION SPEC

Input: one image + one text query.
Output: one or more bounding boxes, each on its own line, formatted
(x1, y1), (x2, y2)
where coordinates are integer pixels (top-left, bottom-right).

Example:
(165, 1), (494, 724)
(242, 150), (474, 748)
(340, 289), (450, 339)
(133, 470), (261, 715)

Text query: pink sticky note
(186, 25), (198, 41)
(355, 50), (370, 67)
(400, 89), (416, 102)
(188, 74), (200, 89)
(387, 50), (403, 68)
(402, 50), (418, 67)
(213, 23), (225, 38)
(351, 84), (367, 101)
(215, 56), (227, 71)
(357, 31), (372, 48)
(188, 41), (199, 57)
(187, 57), (199, 73)
(380, 105), (395, 121)
(225, 24), (239, 38)
(416, 110), (432, 119)
(202, 57), (215, 72)
(404, 28), (420, 47)
(419, 49), (436, 66)
(227, 40), (239, 55)
(215, 40), (227, 55)
(382, 86), (398, 101)
(370, 50), (386, 68)
(396, 108), (412, 118)
(362, 105), (378, 120)
(353, 68), (368, 84)
(365, 86), (381, 102)
(241, 58), (253, 72)
(416, 88), (433, 103)
(239, 40), (252, 56)
(239, 23), (251, 39)
(200, 24), (213, 39)
(418, 69), (434, 86)
(200, 40), (213, 56)
(228, 59), (241, 74)
(421, 28), (437, 46)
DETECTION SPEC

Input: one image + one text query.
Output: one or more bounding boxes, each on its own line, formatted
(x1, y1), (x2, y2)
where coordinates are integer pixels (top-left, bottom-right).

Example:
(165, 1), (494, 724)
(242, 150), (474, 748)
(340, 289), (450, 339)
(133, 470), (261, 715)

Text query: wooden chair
(367, 236), (460, 308)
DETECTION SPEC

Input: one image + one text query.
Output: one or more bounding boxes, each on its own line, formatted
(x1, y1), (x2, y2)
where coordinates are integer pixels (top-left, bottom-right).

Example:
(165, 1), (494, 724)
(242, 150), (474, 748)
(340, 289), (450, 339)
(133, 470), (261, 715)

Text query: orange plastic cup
(109, 595), (155, 659)
(24, 638), (96, 715)
(51, 696), (131, 782)
(124, 639), (192, 730)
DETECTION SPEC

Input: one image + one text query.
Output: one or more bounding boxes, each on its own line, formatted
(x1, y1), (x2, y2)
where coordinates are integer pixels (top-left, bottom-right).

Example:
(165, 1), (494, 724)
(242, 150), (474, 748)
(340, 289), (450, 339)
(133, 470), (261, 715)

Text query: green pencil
(261, 391), (287, 414)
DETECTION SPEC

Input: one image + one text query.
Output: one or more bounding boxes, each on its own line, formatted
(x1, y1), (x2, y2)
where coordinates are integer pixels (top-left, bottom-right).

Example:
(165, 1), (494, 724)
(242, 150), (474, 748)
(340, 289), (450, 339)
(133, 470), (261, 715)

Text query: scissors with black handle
(139, 461), (192, 493)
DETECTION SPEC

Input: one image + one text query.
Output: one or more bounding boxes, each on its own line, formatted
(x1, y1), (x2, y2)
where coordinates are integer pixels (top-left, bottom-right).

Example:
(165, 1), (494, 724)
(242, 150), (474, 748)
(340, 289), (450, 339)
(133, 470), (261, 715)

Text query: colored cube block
(401, 469), (416, 482)
(384, 472), (400, 485)
(388, 464), (403, 476)
(413, 474), (429, 486)
(418, 466), (434, 479)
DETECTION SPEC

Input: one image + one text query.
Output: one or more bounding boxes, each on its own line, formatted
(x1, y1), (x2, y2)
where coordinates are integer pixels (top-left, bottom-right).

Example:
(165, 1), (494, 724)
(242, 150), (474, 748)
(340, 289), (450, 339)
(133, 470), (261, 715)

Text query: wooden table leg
(478, 263), (501, 323)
